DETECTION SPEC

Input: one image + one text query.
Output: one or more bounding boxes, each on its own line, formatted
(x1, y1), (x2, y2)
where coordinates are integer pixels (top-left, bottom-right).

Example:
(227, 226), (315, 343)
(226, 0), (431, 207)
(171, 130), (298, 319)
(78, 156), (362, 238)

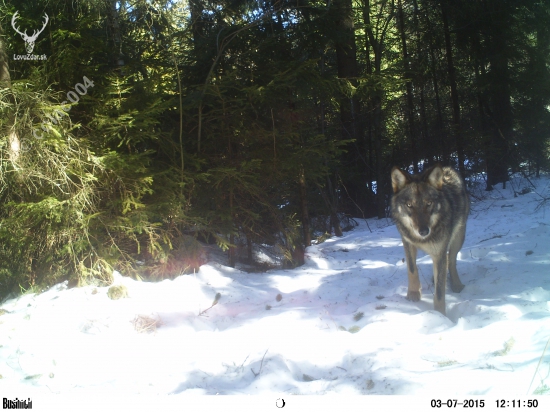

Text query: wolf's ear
(426, 166), (444, 189)
(391, 167), (409, 193)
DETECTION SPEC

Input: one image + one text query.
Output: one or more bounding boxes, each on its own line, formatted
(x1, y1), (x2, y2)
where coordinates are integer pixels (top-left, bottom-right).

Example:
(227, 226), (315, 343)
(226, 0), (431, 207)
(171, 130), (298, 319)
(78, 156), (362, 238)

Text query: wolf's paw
(451, 282), (465, 293)
(406, 290), (421, 301)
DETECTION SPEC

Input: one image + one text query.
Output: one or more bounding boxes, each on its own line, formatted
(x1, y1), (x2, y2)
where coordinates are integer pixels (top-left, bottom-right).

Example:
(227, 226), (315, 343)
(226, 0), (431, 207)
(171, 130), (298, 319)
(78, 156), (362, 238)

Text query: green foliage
(0, 80), (173, 296)
(1, 0), (549, 298)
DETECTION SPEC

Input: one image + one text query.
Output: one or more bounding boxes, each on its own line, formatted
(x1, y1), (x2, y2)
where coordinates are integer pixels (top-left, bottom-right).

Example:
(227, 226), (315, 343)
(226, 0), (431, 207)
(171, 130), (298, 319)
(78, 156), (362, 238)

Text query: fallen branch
(199, 293), (221, 316)
(479, 231), (510, 243)
(251, 349), (269, 378)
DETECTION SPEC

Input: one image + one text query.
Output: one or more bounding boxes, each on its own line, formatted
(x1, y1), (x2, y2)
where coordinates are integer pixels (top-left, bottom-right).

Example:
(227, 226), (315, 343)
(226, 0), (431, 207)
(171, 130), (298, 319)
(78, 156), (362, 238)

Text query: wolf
(391, 165), (469, 316)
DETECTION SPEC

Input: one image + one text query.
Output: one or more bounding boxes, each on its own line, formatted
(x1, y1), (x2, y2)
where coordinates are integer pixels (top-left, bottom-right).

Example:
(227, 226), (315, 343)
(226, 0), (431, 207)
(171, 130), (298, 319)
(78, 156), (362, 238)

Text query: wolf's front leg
(432, 251), (448, 315)
(403, 240), (421, 301)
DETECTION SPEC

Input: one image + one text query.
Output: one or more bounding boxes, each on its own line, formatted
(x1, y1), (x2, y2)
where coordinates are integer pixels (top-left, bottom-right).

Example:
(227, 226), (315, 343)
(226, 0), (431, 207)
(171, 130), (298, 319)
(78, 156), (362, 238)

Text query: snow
(1, 174), (549, 410)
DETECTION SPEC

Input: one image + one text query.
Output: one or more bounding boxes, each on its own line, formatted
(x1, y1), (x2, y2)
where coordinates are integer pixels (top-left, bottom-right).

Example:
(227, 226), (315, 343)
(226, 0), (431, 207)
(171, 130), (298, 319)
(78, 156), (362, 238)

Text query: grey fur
(391, 165), (469, 316)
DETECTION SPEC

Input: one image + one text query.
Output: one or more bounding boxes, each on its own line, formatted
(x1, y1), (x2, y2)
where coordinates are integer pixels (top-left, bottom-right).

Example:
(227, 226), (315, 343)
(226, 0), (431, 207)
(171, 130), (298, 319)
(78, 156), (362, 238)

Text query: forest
(0, 0), (549, 296)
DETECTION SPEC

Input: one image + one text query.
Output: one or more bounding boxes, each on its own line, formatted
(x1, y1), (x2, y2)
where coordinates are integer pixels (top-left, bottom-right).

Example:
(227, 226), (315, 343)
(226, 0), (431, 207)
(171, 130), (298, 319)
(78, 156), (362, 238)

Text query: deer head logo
(12, 11), (49, 54)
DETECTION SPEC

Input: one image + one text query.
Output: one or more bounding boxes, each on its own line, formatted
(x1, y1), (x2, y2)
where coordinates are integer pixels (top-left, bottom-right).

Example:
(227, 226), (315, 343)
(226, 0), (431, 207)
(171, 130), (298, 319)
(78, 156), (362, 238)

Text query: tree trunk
(484, 2), (512, 189)
(363, 0), (393, 219)
(412, 0), (430, 164)
(299, 167), (312, 247)
(0, 25), (10, 86)
(317, 180), (343, 237)
(424, 7), (448, 163)
(0, 20), (20, 163)
(190, 0), (205, 58)
(397, 0), (419, 173)
(327, 175), (343, 236)
(440, 0), (465, 174)
(108, 0), (124, 69)
(335, 0), (360, 139)
(429, 46), (447, 163)
(373, 94), (386, 219)
(190, 0), (206, 152)
(228, 187), (236, 268)
(246, 234), (253, 263)
(334, 0), (364, 213)
(473, 43), (494, 189)
(318, 54), (344, 231)
(532, 4), (550, 175)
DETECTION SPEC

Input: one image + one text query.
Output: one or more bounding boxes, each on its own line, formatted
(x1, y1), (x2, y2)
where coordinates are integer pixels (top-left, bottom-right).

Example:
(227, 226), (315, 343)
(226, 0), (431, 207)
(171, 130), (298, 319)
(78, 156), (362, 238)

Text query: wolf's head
(391, 165), (444, 240)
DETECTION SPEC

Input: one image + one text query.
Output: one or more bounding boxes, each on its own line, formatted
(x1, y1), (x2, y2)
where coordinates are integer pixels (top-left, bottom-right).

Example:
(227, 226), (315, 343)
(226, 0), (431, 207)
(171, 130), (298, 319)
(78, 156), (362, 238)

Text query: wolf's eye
(426, 201), (432, 206)
(407, 202), (412, 208)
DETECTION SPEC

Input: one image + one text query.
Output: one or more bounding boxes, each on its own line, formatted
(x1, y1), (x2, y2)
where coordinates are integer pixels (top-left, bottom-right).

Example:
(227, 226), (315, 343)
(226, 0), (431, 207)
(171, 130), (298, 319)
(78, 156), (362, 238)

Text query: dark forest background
(0, 0), (549, 296)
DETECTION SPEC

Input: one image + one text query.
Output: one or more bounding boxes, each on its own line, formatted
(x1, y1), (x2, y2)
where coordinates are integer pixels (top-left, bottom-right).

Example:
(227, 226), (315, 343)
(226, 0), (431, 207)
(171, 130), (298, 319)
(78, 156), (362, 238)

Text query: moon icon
(276, 398), (286, 408)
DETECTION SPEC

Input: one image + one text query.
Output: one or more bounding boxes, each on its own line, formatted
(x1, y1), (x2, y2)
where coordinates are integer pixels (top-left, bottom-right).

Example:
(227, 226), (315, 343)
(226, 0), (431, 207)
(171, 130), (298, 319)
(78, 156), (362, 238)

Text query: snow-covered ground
(1, 173), (549, 410)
